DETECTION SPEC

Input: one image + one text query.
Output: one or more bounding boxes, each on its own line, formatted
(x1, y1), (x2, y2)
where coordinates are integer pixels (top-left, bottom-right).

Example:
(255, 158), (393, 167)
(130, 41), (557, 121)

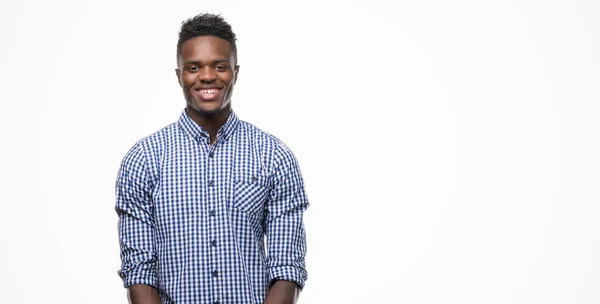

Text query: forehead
(179, 35), (234, 63)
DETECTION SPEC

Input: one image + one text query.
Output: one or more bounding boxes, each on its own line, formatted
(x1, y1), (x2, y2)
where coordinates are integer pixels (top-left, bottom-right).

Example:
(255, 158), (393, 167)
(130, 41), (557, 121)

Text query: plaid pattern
(116, 110), (309, 304)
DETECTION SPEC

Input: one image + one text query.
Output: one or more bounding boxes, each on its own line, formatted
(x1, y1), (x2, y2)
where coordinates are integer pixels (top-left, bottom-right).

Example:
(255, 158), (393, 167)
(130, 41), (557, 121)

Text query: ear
(234, 65), (240, 84)
(175, 68), (182, 87)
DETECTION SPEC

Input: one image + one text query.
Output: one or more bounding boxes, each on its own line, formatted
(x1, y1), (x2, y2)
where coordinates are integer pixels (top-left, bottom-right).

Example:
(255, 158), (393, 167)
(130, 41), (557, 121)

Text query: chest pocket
(233, 174), (272, 216)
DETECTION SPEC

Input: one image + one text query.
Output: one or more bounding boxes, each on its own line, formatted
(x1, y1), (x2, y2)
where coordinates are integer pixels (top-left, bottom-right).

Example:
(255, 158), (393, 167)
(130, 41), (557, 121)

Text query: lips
(194, 87), (222, 101)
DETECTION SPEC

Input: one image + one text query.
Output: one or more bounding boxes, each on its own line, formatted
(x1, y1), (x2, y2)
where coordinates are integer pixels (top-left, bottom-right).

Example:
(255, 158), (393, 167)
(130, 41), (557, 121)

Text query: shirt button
(211, 240), (217, 247)
(251, 176), (257, 182)
(210, 210), (216, 216)
(212, 270), (218, 277)
(209, 180), (214, 187)
(209, 152), (214, 158)
(215, 301), (219, 304)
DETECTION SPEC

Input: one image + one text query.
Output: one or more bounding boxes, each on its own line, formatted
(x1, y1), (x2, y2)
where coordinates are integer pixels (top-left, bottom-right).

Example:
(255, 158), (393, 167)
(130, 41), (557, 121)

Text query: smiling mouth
(195, 88), (221, 100)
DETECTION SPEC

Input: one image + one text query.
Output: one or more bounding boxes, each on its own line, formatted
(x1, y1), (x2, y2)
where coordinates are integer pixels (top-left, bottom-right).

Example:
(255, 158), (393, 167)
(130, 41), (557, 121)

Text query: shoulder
(239, 119), (294, 149)
(237, 119), (299, 168)
(132, 122), (179, 151)
(138, 122), (179, 149)
(121, 122), (179, 165)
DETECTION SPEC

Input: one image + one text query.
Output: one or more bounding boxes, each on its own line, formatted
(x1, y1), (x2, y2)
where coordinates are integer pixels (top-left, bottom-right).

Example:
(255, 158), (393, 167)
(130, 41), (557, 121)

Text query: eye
(187, 66), (199, 72)
(215, 65), (229, 71)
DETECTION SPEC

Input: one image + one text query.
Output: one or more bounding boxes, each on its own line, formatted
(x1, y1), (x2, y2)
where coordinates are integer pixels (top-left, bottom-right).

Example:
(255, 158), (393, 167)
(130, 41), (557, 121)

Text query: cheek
(181, 75), (196, 88)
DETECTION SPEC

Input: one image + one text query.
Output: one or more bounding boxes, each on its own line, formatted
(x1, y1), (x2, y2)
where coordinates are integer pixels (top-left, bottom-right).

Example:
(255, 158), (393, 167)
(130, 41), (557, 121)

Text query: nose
(199, 66), (216, 82)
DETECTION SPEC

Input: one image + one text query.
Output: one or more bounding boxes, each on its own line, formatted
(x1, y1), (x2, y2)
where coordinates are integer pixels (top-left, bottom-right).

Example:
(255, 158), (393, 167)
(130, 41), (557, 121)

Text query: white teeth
(200, 89), (218, 94)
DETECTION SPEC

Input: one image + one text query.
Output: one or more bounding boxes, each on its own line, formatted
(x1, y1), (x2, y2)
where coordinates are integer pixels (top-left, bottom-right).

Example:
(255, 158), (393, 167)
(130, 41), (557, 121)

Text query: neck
(186, 104), (231, 145)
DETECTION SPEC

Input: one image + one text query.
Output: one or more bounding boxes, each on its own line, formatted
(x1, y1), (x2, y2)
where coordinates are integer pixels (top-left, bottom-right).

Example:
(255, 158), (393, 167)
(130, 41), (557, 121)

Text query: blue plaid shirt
(116, 110), (309, 304)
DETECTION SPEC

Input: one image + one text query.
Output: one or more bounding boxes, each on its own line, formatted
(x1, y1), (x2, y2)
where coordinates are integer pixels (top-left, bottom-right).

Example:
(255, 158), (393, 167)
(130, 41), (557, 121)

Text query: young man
(115, 13), (309, 304)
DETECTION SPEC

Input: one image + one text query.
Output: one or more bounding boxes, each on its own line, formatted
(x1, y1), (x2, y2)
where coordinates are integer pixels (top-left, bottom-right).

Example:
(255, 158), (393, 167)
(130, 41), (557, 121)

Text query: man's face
(176, 36), (239, 116)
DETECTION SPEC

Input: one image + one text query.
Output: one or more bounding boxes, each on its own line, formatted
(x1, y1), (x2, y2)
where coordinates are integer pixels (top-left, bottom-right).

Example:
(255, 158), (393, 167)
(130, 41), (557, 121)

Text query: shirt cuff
(118, 268), (158, 289)
(267, 265), (307, 290)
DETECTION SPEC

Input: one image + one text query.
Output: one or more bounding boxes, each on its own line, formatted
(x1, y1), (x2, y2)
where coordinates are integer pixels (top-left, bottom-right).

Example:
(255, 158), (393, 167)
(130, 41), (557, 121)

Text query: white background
(1, 0), (599, 303)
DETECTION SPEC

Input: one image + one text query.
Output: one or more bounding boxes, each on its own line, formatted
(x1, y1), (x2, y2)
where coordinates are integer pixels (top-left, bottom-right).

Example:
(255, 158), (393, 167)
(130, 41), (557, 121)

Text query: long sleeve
(115, 142), (158, 288)
(265, 144), (309, 289)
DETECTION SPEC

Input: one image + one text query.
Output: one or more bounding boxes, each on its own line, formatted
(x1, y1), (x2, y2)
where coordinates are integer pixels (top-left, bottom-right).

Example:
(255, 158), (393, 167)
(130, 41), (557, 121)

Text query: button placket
(206, 143), (223, 299)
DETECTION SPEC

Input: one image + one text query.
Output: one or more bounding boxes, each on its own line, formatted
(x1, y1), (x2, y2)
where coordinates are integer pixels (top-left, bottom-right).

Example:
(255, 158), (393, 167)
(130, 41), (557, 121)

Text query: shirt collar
(178, 109), (240, 143)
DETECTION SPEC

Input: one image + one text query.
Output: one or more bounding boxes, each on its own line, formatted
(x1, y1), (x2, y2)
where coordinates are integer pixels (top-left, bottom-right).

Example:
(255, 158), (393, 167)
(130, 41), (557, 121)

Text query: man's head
(175, 13), (239, 118)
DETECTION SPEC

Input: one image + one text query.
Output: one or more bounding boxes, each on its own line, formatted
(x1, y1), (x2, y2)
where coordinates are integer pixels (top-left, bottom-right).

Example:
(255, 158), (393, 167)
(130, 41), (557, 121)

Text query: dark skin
(176, 35), (238, 144)
(264, 280), (300, 304)
(127, 35), (300, 304)
(127, 284), (161, 304)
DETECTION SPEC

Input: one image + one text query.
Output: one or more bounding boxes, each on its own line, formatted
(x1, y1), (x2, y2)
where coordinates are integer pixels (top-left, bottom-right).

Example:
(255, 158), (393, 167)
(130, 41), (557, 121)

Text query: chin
(189, 102), (225, 117)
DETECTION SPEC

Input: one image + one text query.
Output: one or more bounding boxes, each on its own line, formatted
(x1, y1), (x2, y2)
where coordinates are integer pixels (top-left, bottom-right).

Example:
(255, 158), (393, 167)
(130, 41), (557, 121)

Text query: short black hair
(177, 13), (237, 64)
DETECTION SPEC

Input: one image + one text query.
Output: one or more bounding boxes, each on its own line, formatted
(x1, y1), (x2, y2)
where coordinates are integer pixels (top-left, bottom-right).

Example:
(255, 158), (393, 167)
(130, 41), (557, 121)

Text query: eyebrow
(183, 59), (231, 65)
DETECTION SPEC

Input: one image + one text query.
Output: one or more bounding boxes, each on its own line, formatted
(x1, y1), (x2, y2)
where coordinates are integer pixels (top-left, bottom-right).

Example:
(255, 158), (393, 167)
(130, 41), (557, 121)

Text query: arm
(264, 280), (300, 304)
(127, 284), (161, 304)
(116, 143), (161, 304)
(264, 145), (309, 304)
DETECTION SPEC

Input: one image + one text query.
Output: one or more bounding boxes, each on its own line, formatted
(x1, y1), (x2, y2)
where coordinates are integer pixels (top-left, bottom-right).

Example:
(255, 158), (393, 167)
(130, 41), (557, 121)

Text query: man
(115, 13), (309, 304)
